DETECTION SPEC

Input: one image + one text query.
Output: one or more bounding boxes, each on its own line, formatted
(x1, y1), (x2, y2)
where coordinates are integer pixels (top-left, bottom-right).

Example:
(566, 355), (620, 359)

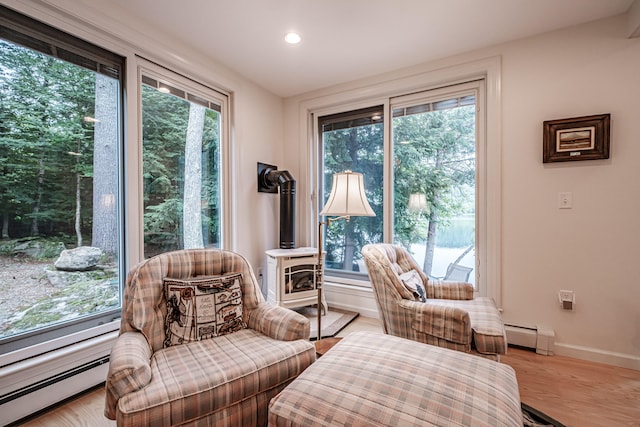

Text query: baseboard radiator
(505, 324), (555, 356)
(0, 331), (116, 426)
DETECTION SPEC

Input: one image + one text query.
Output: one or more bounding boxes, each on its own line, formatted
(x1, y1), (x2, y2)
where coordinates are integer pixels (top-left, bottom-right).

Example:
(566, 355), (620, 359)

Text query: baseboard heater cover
(0, 355), (109, 406)
(505, 324), (555, 356)
(0, 356), (109, 426)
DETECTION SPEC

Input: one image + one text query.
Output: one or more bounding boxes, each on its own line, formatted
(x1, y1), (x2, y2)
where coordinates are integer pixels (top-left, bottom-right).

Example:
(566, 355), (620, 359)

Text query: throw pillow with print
(399, 269), (427, 302)
(163, 273), (245, 347)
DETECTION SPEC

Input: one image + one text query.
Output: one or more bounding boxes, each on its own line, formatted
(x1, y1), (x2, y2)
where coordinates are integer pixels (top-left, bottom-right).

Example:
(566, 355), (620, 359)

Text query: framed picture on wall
(543, 114), (610, 163)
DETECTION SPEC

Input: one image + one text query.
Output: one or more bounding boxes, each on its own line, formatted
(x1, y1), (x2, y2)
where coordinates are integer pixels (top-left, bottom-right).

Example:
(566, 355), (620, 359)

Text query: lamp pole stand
(317, 220), (324, 342)
(316, 215), (350, 342)
(315, 170), (375, 344)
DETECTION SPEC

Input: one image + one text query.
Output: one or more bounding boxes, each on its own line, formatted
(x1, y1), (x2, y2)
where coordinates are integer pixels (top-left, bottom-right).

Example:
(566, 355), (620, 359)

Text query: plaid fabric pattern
(407, 299), (472, 345)
(361, 244), (506, 359)
(104, 332), (152, 420)
(425, 298), (508, 355)
(427, 278), (474, 300)
(120, 249), (264, 353)
(245, 303), (310, 341)
(116, 329), (314, 427)
(269, 331), (523, 427)
(105, 249), (315, 426)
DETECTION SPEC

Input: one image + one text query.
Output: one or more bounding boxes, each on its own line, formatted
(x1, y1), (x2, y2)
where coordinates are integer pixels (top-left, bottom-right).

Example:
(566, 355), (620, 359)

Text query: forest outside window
(0, 7), (124, 354)
(318, 107), (384, 280)
(392, 86), (478, 287)
(141, 70), (227, 258)
(318, 81), (484, 291)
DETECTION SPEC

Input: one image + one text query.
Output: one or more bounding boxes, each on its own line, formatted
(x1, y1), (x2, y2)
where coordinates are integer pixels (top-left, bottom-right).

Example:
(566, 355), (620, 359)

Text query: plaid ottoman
(268, 331), (522, 427)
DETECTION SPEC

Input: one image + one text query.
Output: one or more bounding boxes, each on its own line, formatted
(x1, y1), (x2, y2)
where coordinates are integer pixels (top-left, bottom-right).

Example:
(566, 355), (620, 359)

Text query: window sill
(322, 280), (379, 319)
(1, 319), (120, 369)
(323, 275), (371, 288)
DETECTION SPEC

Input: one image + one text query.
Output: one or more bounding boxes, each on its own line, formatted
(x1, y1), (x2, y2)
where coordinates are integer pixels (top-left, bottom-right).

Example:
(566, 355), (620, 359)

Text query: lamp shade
(408, 193), (428, 212)
(320, 171), (375, 217)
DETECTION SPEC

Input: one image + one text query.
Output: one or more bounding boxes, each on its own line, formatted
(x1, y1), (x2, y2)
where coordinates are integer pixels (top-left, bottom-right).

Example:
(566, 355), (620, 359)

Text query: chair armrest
(425, 279), (474, 300)
(245, 304), (310, 341)
(400, 300), (472, 345)
(104, 332), (152, 420)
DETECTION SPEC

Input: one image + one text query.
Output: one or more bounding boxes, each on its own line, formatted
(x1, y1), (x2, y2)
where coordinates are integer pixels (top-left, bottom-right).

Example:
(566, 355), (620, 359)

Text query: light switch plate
(558, 192), (573, 209)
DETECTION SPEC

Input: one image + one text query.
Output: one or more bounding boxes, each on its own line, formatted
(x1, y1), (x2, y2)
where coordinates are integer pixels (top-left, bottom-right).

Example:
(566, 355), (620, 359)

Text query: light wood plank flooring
(15, 316), (640, 427)
(501, 346), (640, 426)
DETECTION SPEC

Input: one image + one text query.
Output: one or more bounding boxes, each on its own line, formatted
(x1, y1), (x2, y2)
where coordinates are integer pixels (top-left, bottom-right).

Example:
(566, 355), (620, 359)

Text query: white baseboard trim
(0, 330), (117, 425)
(554, 342), (640, 371)
(323, 281), (379, 319)
(1, 362), (109, 426)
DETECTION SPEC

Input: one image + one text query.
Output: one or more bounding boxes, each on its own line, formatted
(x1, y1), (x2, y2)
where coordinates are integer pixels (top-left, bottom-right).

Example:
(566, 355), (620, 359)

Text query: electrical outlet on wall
(257, 267), (264, 286)
(558, 290), (575, 310)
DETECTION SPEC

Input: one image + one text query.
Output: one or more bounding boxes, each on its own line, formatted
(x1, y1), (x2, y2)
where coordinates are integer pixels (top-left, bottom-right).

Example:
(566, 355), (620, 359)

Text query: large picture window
(317, 80), (486, 292)
(318, 107), (384, 279)
(392, 84), (479, 286)
(0, 7), (124, 354)
(140, 67), (228, 258)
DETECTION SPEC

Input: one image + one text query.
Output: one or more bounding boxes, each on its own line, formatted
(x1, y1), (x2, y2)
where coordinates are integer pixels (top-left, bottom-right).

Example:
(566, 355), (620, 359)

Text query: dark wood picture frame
(543, 114), (610, 163)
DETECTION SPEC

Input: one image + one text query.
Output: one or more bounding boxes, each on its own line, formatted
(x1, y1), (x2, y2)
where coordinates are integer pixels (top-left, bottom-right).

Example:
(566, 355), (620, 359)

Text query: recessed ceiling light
(284, 32), (302, 45)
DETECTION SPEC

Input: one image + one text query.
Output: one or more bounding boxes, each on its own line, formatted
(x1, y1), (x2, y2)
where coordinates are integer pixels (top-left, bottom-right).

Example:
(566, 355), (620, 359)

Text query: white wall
(231, 83), (284, 269)
(499, 15), (639, 368)
(284, 15), (640, 368)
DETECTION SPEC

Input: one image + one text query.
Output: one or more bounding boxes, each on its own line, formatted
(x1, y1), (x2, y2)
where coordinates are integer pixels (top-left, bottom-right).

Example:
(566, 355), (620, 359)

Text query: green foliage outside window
(0, 32), (122, 345)
(321, 99), (476, 277)
(0, 40), (97, 242)
(322, 117), (384, 271)
(141, 84), (222, 257)
(393, 104), (476, 274)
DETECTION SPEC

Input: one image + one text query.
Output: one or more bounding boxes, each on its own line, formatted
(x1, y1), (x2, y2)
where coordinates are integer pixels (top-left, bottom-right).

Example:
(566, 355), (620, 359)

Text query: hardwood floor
(15, 316), (640, 427)
(16, 388), (115, 427)
(501, 347), (640, 427)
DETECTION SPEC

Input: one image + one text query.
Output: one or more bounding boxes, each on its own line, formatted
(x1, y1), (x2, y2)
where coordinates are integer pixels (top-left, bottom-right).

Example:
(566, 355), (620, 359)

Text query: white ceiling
(82, 0), (633, 97)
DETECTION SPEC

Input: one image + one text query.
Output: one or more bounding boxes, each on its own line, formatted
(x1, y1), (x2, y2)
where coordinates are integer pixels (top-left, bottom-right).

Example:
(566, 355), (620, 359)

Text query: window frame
(135, 58), (233, 260)
(302, 57), (502, 303)
(390, 80), (484, 292)
(317, 105), (385, 282)
(0, 5), (126, 356)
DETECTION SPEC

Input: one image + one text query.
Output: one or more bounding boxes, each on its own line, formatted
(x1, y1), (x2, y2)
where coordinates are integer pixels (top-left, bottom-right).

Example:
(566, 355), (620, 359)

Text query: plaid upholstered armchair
(361, 243), (507, 360)
(104, 249), (315, 426)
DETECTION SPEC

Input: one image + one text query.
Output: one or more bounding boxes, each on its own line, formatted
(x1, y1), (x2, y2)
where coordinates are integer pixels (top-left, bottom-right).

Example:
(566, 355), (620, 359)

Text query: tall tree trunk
(183, 103), (205, 249)
(423, 210), (438, 276)
(342, 220), (356, 270)
(2, 208), (8, 239)
(30, 153), (45, 236)
(92, 74), (119, 255)
(75, 148), (83, 247)
(0, 145), (9, 239)
(30, 69), (52, 238)
(423, 149), (445, 276)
